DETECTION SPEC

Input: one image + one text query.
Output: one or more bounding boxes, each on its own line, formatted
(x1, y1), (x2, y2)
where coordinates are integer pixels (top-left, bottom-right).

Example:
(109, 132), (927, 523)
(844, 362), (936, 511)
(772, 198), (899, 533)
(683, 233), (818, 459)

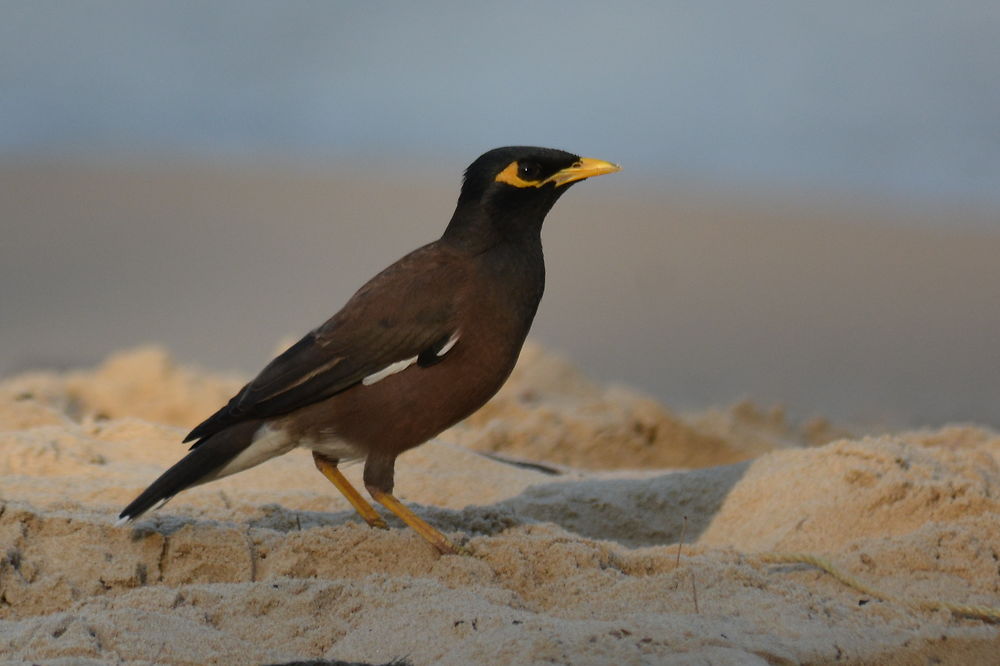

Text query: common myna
(118, 146), (620, 553)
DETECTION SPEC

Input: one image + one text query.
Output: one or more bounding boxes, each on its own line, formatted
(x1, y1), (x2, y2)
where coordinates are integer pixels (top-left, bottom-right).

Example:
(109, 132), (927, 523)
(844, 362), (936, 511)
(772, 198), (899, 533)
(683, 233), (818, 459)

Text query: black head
(443, 146), (620, 249)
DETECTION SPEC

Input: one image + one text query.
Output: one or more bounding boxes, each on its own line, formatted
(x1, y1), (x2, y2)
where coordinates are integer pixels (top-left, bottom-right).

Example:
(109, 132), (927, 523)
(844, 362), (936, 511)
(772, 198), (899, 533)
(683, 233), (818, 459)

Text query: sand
(1, 344), (998, 665)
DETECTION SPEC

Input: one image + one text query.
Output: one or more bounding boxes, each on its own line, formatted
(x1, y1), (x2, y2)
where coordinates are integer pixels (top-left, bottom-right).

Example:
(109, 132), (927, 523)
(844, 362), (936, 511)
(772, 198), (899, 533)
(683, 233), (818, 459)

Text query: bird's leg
(364, 455), (464, 555)
(365, 486), (462, 555)
(312, 452), (388, 529)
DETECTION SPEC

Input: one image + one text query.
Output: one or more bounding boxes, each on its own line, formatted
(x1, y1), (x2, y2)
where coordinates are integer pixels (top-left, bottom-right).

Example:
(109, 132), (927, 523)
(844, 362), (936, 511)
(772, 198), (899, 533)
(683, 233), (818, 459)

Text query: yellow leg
(313, 453), (388, 529)
(366, 485), (465, 555)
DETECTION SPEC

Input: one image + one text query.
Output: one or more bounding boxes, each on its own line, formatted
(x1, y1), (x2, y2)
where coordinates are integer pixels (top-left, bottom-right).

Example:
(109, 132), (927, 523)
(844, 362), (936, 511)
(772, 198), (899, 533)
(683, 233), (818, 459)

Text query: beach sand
(2, 343), (998, 664)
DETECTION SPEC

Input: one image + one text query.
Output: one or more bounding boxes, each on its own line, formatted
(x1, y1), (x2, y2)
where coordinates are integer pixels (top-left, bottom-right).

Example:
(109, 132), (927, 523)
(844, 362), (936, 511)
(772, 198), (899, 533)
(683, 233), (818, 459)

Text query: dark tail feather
(117, 421), (260, 523)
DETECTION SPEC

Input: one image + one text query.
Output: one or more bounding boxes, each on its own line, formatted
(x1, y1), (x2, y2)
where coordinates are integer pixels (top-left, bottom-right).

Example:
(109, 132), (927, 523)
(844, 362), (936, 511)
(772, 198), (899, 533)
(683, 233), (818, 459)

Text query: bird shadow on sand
(233, 460), (751, 549)
(494, 461), (750, 548)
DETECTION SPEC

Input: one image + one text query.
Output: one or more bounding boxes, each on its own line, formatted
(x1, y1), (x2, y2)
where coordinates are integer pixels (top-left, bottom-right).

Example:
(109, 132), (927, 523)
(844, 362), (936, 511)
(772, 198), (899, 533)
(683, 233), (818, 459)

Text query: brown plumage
(118, 146), (620, 553)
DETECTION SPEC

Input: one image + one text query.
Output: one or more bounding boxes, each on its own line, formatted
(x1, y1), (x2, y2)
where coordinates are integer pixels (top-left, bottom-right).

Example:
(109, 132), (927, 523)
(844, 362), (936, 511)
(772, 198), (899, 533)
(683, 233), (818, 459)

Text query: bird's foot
(366, 485), (470, 556)
(452, 542), (474, 557)
(365, 515), (390, 530)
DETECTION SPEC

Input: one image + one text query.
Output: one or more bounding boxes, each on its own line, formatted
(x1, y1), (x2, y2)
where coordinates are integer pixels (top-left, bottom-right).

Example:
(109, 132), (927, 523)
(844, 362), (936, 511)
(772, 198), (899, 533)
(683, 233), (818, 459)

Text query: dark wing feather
(185, 243), (465, 443)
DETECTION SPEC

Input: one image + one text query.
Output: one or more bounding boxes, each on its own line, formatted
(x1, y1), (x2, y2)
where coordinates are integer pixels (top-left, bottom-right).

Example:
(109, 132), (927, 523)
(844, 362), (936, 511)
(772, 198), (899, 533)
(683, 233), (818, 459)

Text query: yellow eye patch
(494, 158), (622, 189)
(494, 161), (544, 188)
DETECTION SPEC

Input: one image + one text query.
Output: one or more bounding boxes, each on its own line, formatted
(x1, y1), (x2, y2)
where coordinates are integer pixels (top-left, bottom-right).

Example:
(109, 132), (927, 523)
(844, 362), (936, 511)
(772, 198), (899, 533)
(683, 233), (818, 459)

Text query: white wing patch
(437, 331), (460, 356)
(360, 332), (459, 387)
(362, 355), (418, 386)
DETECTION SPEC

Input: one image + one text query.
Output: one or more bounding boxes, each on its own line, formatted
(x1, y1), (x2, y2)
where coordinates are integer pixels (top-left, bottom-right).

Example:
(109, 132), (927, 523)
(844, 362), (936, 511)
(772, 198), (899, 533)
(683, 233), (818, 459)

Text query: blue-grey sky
(2, 1), (999, 211)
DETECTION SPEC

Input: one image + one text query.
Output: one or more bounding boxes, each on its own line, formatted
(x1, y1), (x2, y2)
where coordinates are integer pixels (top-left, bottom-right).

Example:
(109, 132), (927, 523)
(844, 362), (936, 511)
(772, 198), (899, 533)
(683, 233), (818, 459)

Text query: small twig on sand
(676, 515), (700, 614)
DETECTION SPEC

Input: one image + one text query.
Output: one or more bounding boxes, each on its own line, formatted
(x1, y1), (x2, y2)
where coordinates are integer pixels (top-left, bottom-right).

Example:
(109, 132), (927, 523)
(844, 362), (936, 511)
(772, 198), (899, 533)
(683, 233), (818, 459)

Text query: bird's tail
(117, 420), (260, 524)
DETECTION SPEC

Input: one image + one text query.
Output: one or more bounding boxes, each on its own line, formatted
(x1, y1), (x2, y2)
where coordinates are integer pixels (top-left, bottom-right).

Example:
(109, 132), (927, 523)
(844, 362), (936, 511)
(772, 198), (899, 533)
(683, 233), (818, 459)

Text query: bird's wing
(185, 243), (465, 443)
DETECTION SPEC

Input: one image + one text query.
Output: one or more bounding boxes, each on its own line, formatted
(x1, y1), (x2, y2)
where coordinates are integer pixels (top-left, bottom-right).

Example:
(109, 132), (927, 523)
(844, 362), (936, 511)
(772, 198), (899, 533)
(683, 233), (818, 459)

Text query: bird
(117, 146), (621, 554)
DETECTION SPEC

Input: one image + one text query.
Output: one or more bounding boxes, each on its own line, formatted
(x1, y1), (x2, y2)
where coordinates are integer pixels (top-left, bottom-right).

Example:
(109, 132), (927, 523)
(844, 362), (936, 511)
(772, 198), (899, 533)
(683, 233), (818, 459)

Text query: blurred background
(2, 1), (998, 427)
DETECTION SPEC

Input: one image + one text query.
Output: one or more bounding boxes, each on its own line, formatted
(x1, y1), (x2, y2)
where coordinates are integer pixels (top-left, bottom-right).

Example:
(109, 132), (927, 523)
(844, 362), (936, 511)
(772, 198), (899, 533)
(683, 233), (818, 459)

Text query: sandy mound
(1, 345), (997, 664)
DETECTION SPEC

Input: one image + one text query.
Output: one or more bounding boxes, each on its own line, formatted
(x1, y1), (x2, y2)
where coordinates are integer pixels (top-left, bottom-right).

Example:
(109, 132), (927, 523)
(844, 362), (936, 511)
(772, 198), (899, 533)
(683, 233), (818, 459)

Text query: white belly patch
(210, 424), (362, 480)
(304, 433), (365, 463)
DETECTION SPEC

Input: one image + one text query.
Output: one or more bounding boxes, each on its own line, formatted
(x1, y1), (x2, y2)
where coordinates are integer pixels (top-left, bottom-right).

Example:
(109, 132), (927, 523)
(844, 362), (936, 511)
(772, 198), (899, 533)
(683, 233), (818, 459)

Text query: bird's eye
(517, 161), (542, 181)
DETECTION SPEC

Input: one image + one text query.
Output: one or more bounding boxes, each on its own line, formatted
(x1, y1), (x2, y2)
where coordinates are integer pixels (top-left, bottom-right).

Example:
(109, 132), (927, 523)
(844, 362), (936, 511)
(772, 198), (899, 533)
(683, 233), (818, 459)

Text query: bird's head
(445, 146), (620, 248)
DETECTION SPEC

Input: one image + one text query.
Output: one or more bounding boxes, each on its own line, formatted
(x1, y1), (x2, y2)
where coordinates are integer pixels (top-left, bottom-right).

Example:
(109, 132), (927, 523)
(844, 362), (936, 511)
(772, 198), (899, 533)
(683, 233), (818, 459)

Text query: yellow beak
(544, 157), (622, 187)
